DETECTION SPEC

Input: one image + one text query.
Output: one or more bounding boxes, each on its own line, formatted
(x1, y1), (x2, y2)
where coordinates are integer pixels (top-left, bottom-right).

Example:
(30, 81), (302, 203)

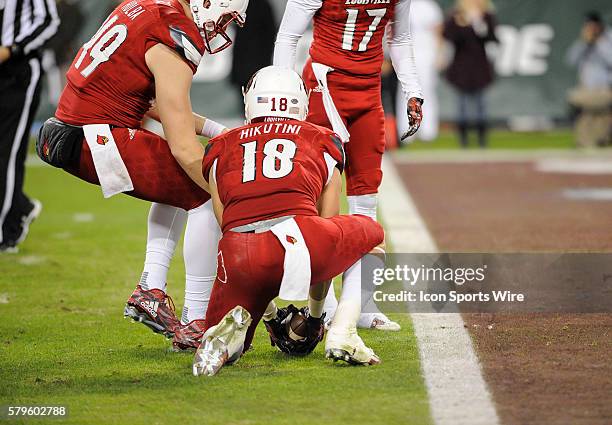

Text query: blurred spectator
(566, 12), (612, 148)
(443, 0), (498, 148)
(397, 0), (443, 142)
(230, 0), (277, 102)
(45, 0), (86, 104)
(48, 0), (85, 70)
(105, 1), (124, 21)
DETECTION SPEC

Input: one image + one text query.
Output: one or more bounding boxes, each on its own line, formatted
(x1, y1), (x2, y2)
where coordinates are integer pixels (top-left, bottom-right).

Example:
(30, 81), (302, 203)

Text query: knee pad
(348, 194), (378, 221)
(37, 118), (83, 169)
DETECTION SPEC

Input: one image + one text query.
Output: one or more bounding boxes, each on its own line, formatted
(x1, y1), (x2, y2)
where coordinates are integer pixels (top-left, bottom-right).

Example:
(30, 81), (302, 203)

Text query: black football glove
(401, 97), (424, 143)
(263, 305), (325, 357)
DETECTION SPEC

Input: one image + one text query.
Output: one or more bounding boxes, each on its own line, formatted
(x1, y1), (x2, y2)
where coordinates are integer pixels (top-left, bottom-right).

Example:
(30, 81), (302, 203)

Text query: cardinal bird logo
(96, 135), (109, 145)
(42, 140), (50, 157)
(286, 235), (298, 245)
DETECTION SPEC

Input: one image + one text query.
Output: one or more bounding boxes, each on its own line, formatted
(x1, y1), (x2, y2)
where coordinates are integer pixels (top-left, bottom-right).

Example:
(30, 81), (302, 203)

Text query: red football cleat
(172, 319), (207, 352)
(124, 285), (180, 338)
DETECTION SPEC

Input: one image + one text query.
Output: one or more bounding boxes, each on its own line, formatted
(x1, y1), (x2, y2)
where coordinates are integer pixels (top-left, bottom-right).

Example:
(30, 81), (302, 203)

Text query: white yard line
(26, 154), (47, 167)
(379, 155), (500, 425)
(394, 149), (612, 164)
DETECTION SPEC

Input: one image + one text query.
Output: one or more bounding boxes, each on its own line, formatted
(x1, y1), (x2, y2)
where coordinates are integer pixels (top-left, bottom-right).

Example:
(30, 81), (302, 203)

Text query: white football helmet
(244, 66), (310, 123)
(189, 0), (249, 54)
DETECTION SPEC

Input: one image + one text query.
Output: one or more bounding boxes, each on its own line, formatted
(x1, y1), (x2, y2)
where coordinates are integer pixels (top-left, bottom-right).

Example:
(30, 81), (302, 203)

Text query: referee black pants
(0, 56), (42, 243)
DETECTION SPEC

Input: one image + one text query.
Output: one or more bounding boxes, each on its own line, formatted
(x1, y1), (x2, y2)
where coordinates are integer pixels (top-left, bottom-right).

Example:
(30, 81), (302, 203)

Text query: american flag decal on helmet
(257, 97), (269, 104)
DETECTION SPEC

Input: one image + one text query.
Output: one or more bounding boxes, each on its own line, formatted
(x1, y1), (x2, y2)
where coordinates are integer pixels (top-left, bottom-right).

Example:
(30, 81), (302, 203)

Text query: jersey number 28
(74, 15), (127, 78)
(241, 139), (297, 183)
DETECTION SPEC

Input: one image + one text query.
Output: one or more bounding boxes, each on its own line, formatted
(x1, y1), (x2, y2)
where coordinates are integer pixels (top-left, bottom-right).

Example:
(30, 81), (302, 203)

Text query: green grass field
(404, 129), (576, 150)
(0, 165), (431, 425)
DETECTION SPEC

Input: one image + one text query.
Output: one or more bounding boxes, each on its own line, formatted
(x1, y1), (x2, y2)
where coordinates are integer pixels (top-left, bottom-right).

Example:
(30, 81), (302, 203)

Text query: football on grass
(286, 310), (308, 342)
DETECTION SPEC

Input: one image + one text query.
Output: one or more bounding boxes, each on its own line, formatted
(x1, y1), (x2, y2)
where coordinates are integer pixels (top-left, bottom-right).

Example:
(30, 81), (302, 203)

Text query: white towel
(270, 218), (311, 301)
(311, 62), (351, 143)
(83, 124), (134, 198)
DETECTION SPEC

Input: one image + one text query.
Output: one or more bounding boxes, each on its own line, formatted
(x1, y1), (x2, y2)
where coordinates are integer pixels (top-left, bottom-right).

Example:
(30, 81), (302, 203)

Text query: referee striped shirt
(1, 0), (59, 56)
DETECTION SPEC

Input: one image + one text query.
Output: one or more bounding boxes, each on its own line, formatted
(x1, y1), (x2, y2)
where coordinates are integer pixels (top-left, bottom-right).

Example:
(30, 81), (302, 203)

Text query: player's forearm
(273, 0), (321, 68)
(147, 104), (226, 139)
(209, 170), (224, 226)
(317, 170), (341, 218)
(174, 147), (209, 192)
(389, 40), (423, 101)
(158, 103), (209, 190)
(390, 0), (424, 101)
(167, 131), (208, 190)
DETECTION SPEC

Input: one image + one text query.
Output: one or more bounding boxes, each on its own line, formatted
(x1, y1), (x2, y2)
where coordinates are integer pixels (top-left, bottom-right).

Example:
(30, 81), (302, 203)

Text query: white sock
(181, 200), (221, 324)
(347, 195), (389, 324)
(140, 203), (187, 292)
(347, 194), (378, 220)
(308, 292), (326, 319)
(358, 252), (387, 327)
(330, 260), (362, 333)
(323, 283), (339, 318)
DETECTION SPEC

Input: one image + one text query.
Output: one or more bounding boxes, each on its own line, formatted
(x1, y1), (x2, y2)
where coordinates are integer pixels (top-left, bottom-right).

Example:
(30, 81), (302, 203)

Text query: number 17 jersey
(202, 120), (345, 233)
(56, 0), (205, 129)
(310, 0), (397, 77)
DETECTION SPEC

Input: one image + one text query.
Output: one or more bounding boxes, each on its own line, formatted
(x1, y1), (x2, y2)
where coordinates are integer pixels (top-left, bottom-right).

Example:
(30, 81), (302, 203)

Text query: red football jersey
(56, 0), (205, 129)
(310, 0), (396, 77)
(202, 120), (345, 233)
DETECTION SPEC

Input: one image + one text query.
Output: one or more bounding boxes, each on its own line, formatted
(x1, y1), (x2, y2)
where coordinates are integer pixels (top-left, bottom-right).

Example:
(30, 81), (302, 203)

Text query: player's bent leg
(202, 232), (285, 354)
(172, 201), (221, 351)
(342, 104), (400, 330)
(299, 214), (385, 362)
(193, 306), (252, 377)
(124, 203), (186, 337)
(141, 203), (187, 293)
(344, 106), (385, 198)
(344, 194), (401, 331)
(299, 214), (384, 283)
(325, 257), (381, 366)
(70, 128), (210, 211)
(182, 201), (220, 323)
(356, 251), (401, 332)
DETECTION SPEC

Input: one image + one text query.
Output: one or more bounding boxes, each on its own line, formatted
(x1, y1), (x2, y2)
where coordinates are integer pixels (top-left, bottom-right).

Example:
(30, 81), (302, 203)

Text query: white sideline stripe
(536, 158), (612, 175)
(73, 213), (94, 223)
(394, 149), (612, 164)
(379, 156), (500, 425)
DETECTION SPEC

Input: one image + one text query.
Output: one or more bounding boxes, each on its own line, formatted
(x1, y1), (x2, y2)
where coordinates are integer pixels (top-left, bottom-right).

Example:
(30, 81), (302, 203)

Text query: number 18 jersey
(310, 0), (397, 77)
(202, 120), (345, 233)
(56, 0), (205, 129)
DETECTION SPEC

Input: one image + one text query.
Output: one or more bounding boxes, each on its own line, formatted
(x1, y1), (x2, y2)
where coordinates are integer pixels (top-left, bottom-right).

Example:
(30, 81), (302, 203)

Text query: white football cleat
(193, 306), (252, 377)
(358, 313), (401, 331)
(325, 328), (381, 366)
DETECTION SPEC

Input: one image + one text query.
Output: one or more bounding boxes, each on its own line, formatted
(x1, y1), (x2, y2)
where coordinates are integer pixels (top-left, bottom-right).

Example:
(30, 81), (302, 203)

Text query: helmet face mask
(243, 66), (310, 124)
(190, 0), (248, 54)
